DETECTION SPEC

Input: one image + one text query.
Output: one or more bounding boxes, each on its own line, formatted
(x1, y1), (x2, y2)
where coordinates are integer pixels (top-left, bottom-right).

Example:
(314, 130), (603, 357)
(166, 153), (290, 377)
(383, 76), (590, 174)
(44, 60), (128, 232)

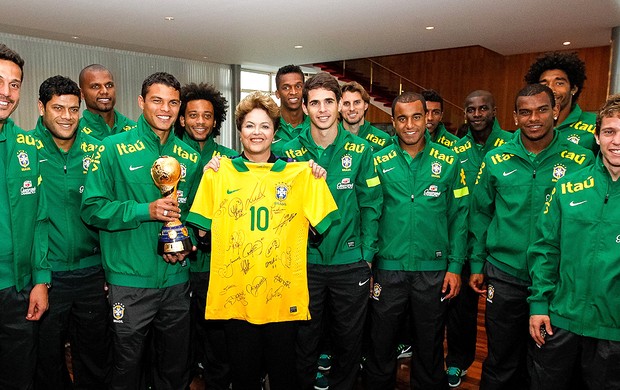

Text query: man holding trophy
(81, 72), (201, 390)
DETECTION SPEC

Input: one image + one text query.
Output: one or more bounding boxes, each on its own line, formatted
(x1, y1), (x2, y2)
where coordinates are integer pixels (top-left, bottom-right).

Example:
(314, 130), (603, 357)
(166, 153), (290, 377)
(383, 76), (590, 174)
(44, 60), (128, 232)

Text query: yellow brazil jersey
(187, 157), (339, 325)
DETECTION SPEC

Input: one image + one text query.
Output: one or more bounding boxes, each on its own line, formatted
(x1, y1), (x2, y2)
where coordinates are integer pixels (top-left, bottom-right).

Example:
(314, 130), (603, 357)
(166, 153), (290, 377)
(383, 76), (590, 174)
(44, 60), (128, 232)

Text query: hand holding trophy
(151, 156), (193, 256)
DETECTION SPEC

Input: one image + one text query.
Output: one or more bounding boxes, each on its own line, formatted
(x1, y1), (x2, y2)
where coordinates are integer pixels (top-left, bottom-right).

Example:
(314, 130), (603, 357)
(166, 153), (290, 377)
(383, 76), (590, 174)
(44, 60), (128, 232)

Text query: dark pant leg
(107, 285), (157, 390)
(223, 320), (264, 390)
(263, 321), (299, 390)
(296, 263), (328, 390)
(528, 326), (580, 390)
(327, 261), (371, 390)
(68, 267), (111, 389)
(581, 336), (620, 390)
(151, 282), (191, 390)
(190, 271), (230, 390)
(35, 275), (73, 390)
(0, 285), (37, 390)
(364, 269), (409, 390)
(409, 271), (449, 390)
(480, 264), (530, 390)
(445, 267), (479, 370)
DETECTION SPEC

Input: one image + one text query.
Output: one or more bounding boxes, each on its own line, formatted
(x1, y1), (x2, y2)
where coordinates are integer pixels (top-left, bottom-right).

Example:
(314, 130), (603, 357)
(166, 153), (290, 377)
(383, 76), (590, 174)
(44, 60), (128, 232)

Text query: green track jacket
(0, 119), (50, 291)
(272, 116), (310, 156)
(182, 133), (237, 273)
(354, 121), (392, 152)
(557, 104), (597, 151)
(34, 118), (101, 272)
(431, 123), (460, 149)
(79, 109), (136, 140)
(373, 135), (469, 273)
(282, 124), (382, 265)
(470, 130), (594, 281)
(81, 115), (201, 288)
(528, 156), (620, 341)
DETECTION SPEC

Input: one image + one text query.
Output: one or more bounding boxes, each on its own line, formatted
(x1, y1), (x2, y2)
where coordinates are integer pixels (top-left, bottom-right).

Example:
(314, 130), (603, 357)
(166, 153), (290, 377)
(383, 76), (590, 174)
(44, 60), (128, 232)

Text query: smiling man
(283, 72), (382, 390)
(33, 75), (110, 389)
(525, 52), (596, 151)
(340, 81), (391, 151)
(79, 64), (136, 140)
(366, 91), (468, 389)
(527, 94), (620, 390)
(469, 84), (594, 389)
(81, 72), (201, 390)
(271, 65), (310, 155)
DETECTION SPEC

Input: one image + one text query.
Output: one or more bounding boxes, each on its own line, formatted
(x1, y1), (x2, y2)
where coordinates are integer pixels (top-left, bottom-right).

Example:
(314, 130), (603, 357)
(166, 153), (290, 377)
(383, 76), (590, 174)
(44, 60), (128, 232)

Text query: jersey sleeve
(527, 185), (562, 315)
(186, 168), (217, 231)
(469, 158), (495, 274)
(356, 146), (383, 262)
(80, 140), (150, 231)
(32, 173), (51, 285)
(446, 162), (469, 274)
(302, 169), (340, 234)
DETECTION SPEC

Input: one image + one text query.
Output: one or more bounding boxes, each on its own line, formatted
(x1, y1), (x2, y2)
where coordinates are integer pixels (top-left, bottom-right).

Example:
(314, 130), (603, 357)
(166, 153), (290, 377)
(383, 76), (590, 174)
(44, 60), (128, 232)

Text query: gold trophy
(151, 156), (192, 255)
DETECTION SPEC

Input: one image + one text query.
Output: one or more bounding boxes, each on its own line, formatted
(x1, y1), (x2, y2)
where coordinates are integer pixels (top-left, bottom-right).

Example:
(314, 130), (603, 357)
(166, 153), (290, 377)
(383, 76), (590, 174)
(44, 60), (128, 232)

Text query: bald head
(464, 90), (494, 108)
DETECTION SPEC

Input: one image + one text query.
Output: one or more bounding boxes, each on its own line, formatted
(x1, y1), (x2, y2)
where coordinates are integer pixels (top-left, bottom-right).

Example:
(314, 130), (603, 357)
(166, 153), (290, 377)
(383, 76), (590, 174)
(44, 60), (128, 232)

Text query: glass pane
(241, 70), (270, 92)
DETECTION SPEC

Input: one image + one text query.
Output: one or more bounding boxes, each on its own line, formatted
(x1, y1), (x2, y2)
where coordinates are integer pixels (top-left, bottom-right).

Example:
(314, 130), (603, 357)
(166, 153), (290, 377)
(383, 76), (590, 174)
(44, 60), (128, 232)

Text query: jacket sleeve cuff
(529, 301), (549, 316)
(447, 261), (463, 274)
(469, 260), (484, 274)
(135, 203), (151, 222)
(32, 269), (52, 285)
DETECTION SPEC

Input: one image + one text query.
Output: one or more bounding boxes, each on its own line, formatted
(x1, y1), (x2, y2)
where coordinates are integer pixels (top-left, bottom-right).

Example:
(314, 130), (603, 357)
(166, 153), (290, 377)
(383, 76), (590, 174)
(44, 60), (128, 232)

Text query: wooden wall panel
(365, 45), (611, 132)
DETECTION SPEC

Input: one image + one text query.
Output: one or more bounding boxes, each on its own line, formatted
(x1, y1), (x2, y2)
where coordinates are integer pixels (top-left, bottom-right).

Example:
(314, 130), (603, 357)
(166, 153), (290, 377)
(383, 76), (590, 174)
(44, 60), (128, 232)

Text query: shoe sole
(317, 365), (331, 371)
(447, 369), (467, 388)
(397, 352), (412, 359)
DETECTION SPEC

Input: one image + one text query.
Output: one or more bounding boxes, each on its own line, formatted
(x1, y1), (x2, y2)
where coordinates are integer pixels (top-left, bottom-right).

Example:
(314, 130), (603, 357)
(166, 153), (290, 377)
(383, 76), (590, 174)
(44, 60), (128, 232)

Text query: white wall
(0, 32), (236, 149)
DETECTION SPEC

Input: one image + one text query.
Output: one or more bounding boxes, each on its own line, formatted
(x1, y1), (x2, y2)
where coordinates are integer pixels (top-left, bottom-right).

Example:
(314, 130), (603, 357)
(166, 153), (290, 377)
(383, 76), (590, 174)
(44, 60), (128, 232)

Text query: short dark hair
(421, 89), (443, 111)
(175, 82), (228, 138)
(514, 84), (555, 112)
(596, 94), (620, 135)
(302, 72), (341, 105)
(275, 65), (304, 89)
(38, 75), (81, 107)
(141, 72), (180, 99)
(391, 91), (426, 117)
(0, 44), (25, 80)
(524, 52), (586, 104)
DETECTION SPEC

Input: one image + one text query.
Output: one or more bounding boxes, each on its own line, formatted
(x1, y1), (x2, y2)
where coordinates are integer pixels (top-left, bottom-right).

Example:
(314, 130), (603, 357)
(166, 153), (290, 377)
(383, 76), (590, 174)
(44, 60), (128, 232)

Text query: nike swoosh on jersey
(460, 159), (469, 164)
(382, 167), (395, 174)
(569, 200), (587, 207)
(129, 165), (143, 171)
(39, 159), (48, 163)
(227, 188), (240, 194)
(359, 278), (370, 286)
(503, 169), (517, 176)
(272, 139), (282, 144)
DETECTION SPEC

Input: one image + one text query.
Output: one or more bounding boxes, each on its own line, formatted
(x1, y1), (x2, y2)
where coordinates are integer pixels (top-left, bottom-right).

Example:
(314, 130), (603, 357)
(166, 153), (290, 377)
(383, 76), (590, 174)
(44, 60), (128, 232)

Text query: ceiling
(1, 0), (619, 71)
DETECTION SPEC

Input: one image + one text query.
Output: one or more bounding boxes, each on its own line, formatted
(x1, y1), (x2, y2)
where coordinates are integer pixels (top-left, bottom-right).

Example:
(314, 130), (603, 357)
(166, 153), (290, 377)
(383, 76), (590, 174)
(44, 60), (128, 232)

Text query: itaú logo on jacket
(336, 178), (354, 190)
(20, 180), (37, 195)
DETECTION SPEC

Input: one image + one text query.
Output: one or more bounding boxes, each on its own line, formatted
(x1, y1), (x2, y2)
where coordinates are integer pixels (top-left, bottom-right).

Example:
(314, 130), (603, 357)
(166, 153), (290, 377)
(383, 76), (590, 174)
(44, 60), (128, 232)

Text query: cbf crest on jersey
(17, 150), (30, 171)
(275, 183), (289, 201)
(82, 156), (92, 173)
(567, 134), (580, 145)
(341, 154), (353, 171)
(180, 163), (187, 179)
(431, 161), (442, 178)
(553, 164), (567, 181)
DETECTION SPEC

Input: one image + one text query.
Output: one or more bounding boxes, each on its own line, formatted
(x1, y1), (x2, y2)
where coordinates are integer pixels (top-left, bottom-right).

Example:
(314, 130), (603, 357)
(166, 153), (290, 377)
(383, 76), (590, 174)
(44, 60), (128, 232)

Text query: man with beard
(340, 81), (391, 151)
(422, 89), (459, 148)
(79, 64), (136, 140)
(271, 65), (309, 155)
(469, 84), (593, 389)
(524, 52), (596, 151)
(446, 90), (512, 387)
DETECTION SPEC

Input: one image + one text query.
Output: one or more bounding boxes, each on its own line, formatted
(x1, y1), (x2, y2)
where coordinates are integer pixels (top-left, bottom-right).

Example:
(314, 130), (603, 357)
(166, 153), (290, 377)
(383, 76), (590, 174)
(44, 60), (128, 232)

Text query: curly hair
(524, 52), (587, 104)
(39, 75), (80, 107)
(421, 89), (443, 111)
(175, 82), (228, 138)
(596, 94), (620, 135)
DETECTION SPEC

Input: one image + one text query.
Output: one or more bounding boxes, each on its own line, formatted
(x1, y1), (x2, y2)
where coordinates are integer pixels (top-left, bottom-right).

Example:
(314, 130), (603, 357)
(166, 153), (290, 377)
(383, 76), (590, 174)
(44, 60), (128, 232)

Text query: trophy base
(158, 224), (193, 255)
